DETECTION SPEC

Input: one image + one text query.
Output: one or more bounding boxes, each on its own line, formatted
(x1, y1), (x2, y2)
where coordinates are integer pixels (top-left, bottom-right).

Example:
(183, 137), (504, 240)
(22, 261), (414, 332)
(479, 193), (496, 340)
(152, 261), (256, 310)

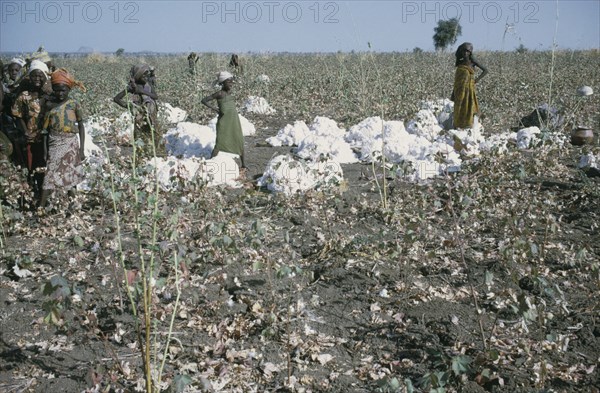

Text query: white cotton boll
(243, 96), (276, 115)
(160, 103), (187, 123)
(266, 120), (310, 147)
(114, 112), (134, 143)
(83, 116), (111, 137)
(164, 122), (215, 158)
(208, 114), (256, 136)
(256, 74), (270, 83)
(576, 86), (593, 97)
(578, 153), (598, 169)
(516, 126), (541, 149)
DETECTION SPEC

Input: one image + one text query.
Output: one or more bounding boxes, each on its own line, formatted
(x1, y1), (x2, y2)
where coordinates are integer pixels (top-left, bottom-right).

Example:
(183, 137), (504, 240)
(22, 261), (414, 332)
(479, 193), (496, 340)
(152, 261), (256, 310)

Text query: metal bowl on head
(571, 127), (594, 146)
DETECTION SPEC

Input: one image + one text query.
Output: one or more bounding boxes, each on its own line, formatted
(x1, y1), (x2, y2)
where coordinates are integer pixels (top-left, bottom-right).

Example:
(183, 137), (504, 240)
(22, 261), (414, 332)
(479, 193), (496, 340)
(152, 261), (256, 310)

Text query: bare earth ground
(1, 117), (599, 393)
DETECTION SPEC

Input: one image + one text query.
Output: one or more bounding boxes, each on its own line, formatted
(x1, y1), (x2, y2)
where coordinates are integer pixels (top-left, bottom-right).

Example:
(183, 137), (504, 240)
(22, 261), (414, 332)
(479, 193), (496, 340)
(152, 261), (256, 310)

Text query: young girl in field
(452, 42), (487, 129)
(113, 64), (161, 155)
(39, 69), (86, 207)
(11, 60), (50, 196)
(201, 71), (246, 169)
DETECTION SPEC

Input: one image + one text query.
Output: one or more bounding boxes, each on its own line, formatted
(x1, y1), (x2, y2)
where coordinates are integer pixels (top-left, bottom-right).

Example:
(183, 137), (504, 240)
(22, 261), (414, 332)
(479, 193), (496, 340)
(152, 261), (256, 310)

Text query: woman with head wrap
(1, 58), (30, 168)
(201, 71), (246, 170)
(39, 69), (86, 207)
(11, 60), (50, 194)
(4, 58), (26, 88)
(451, 42), (487, 129)
(114, 63), (162, 155)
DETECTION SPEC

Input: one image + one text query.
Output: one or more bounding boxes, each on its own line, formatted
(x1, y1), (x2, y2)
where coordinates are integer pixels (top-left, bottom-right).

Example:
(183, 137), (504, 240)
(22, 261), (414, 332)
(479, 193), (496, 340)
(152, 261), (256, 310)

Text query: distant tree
(115, 48), (125, 57)
(413, 47), (424, 54)
(433, 18), (462, 51)
(516, 43), (528, 54)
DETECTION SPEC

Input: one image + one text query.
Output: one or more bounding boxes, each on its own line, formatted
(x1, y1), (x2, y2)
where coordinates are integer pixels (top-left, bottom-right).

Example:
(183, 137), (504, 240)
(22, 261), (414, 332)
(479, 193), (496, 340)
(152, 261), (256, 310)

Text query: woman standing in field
(11, 60), (50, 196)
(39, 69), (86, 207)
(452, 42), (487, 129)
(2, 58), (27, 167)
(201, 71), (246, 170)
(113, 64), (161, 155)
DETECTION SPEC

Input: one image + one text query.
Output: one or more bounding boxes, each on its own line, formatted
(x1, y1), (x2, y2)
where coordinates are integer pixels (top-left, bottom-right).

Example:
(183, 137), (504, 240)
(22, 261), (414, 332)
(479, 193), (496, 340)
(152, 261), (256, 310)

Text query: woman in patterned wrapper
(39, 69), (86, 207)
(11, 60), (50, 196)
(451, 42), (487, 129)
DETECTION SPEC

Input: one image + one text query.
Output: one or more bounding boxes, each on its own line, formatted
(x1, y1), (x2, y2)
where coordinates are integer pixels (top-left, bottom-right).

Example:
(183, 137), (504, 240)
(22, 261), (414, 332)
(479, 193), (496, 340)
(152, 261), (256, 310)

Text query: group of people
(1, 48), (86, 208)
(1, 42), (485, 207)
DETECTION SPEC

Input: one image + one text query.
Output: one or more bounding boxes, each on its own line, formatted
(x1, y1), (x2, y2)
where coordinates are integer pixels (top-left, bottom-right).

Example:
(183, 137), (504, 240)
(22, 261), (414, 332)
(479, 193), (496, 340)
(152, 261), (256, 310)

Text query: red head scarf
(50, 68), (86, 92)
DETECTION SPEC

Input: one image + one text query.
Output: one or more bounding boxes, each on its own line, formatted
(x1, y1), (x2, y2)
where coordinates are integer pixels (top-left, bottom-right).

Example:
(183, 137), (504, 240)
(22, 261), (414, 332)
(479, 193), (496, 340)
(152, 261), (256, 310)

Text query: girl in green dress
(201, 71), (246, 169)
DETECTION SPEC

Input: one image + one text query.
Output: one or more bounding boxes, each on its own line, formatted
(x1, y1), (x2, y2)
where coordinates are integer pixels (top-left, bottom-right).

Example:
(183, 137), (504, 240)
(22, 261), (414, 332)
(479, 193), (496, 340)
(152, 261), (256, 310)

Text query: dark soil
(1, 117), (599, 393)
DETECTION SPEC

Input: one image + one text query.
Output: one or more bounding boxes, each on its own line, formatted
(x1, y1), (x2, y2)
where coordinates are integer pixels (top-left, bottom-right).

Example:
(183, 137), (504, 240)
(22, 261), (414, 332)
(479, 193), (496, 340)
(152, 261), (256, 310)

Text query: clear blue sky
(1, 0), (598, 53)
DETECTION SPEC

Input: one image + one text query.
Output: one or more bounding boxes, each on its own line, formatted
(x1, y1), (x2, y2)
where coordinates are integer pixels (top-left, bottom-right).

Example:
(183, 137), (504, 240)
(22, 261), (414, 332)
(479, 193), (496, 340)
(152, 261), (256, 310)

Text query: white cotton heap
(294, 117), (358, 164)
(243, 96), (276, 115)
(146, 152), (240, 191)
(160, 102), (188, 123)
(257, 155), (343, 195)
(208, 114), (256, 136)
(266, 120), (311, 147)
(164, 122), (215, 158)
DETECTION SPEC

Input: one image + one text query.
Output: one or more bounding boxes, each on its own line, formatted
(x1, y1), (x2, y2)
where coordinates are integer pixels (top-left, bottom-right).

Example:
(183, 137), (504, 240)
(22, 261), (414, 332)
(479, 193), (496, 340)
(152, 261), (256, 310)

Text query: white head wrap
(10, 58), (26, 67)
(28, 60), (50, 77)
(217, 71), (234, 83)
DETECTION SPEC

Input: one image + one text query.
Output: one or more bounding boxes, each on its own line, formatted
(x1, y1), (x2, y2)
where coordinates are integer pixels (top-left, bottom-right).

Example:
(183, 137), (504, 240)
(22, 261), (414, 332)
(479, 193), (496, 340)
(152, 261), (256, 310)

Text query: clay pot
(571, 127), (594, 146)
